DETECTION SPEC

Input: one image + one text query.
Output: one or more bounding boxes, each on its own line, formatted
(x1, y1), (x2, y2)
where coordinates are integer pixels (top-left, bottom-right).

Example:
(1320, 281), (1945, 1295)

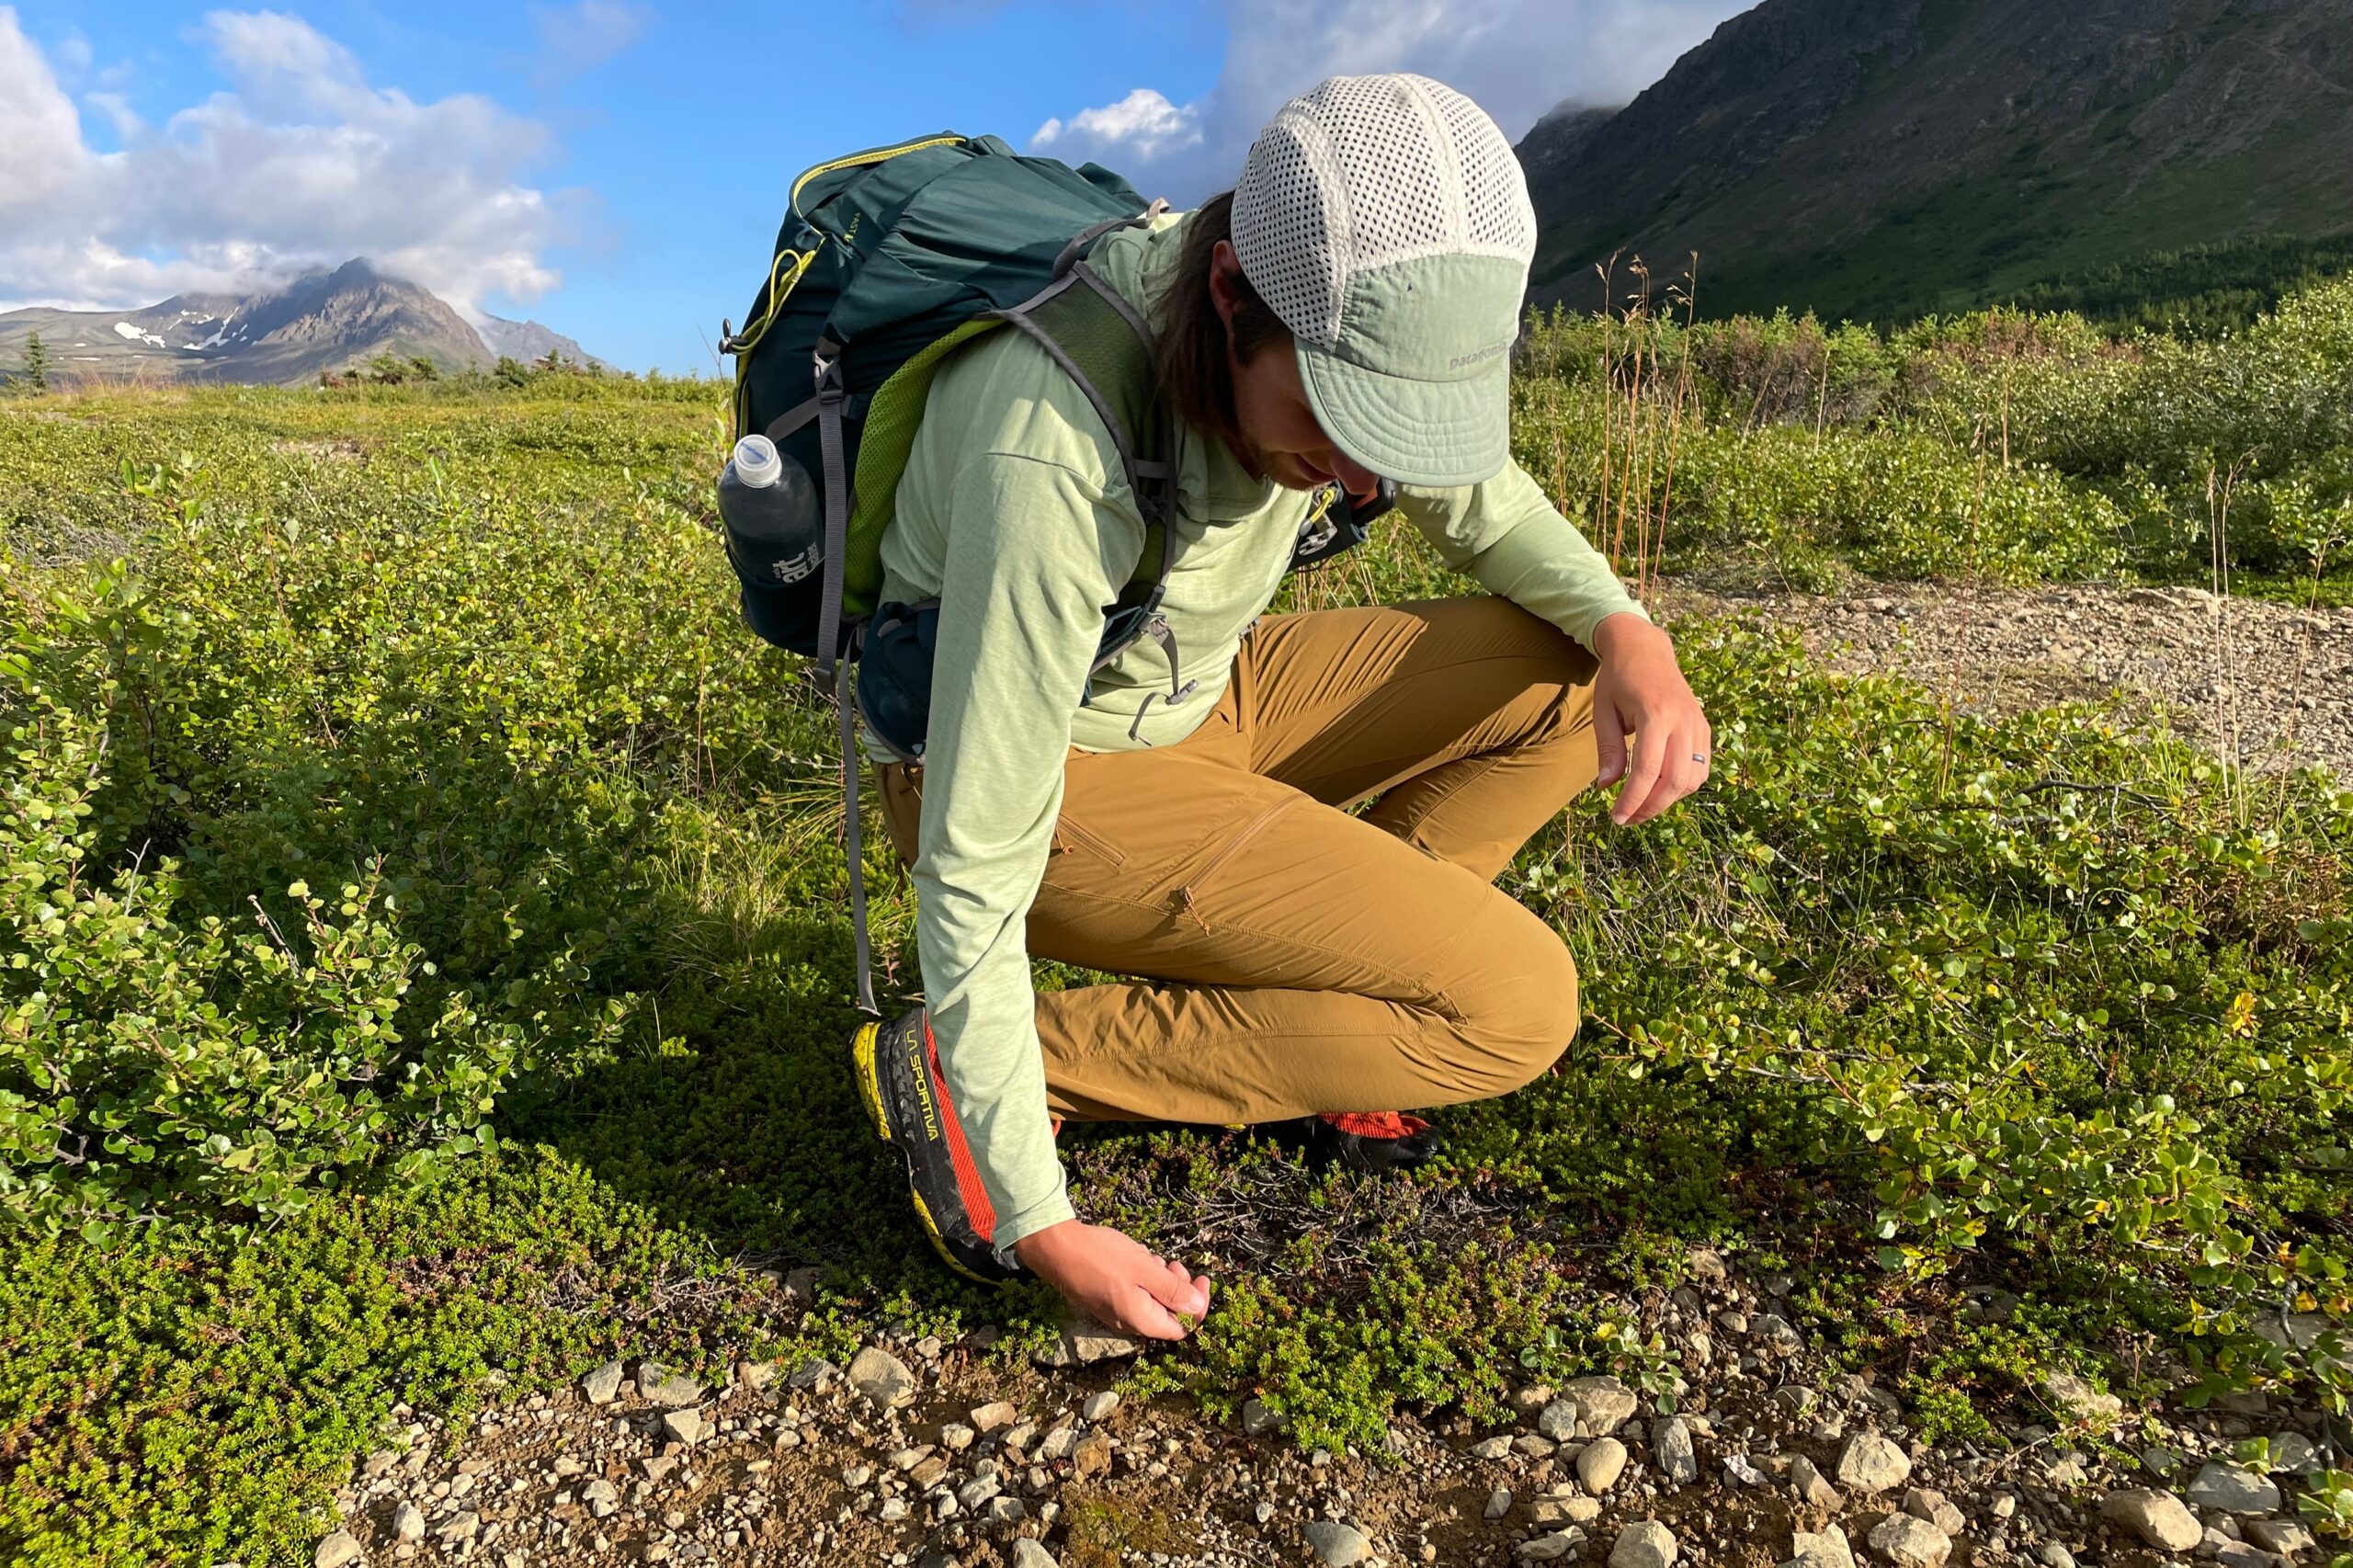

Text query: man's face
(1211, 239), (1381, 496)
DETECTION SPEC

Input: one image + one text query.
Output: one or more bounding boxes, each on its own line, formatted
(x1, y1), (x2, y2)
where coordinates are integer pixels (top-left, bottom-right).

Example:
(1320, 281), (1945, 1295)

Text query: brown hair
(1150, 190), (1291, 451)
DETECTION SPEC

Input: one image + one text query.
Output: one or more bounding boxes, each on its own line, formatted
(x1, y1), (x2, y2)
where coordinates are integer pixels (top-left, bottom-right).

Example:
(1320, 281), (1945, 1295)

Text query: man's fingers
(1143, 1256), (1211, 1321)
(1594, 696), (1629, 787)
(1612, 722), (1667, 824)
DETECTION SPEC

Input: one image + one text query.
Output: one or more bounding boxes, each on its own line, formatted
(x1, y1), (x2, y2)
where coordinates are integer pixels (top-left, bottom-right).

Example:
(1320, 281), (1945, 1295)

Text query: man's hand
(1014, 1220), (1212, 1340)
(1589, 612), (1712, 826)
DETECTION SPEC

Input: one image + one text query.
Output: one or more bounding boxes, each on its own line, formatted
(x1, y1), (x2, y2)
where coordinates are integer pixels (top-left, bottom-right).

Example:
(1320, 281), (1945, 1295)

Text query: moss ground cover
(1, 325), (2348, 1563)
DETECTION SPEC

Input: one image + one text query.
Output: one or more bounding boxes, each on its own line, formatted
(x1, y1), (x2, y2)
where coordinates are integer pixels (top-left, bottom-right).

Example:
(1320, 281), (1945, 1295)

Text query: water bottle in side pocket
(717, 434), (823, 588)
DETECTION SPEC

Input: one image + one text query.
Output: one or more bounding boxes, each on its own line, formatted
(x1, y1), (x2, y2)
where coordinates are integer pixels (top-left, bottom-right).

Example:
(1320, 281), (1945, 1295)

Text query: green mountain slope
(1519, 0), (2353, 324)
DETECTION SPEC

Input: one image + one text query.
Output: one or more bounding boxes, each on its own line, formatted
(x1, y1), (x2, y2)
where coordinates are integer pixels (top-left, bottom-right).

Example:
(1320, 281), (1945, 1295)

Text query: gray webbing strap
(813, 340), (852, 693)
(838, 646), (877, 1015)
(765, 394), (821, 443)
(1051, 198), (1170, 281)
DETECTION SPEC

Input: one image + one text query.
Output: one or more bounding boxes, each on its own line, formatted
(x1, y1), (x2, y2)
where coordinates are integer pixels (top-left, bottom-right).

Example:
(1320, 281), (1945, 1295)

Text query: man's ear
(1208, 239), (1244, 332)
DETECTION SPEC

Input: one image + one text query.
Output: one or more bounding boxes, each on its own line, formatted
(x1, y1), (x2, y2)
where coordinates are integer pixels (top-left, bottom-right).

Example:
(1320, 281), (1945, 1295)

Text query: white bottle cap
(731, 433), (782, 487)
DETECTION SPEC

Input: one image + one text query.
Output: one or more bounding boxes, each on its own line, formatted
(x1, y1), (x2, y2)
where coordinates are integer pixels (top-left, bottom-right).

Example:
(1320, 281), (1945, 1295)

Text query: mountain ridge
(0, 260), (605, 385)
(1516, 0), (2353, 324)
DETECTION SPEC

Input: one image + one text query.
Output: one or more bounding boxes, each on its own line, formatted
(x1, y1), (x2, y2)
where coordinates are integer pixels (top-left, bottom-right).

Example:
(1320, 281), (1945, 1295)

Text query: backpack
(718, 132), (1392, 1014)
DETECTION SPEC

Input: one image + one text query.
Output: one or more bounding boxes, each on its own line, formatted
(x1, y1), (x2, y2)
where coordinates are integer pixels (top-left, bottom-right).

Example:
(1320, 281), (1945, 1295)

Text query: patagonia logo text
(1448, 341), (1509, 370)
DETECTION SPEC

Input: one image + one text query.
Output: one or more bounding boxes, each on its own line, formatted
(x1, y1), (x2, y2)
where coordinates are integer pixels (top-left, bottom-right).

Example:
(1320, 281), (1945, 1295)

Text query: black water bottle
(717, 433), (823, 587)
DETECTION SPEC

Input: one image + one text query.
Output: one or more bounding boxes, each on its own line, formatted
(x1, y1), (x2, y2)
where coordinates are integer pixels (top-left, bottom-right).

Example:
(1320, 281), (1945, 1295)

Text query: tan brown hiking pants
(874, 595), (1603, 1126)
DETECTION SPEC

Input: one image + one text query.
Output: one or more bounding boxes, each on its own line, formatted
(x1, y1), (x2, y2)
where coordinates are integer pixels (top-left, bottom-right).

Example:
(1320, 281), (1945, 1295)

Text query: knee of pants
(1445, 899), (1583, 1098)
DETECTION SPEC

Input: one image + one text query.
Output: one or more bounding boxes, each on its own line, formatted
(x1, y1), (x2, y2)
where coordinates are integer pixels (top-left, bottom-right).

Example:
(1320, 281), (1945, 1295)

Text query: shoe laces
(1318, 1110), (1431, 1140)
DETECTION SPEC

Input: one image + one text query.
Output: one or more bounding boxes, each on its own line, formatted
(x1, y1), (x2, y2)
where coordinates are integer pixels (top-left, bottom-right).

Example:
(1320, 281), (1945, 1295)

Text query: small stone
(2038, 1545), (2075, 1568)
(1774, 1385), (1820, 1416)
(1904, 1488), (1966, 1536)
(1304, 1519), (1374, 1566)
(661, 1407), (702, 1446)
(1533, 1495), (1603, 1528)
(1753, 1314), (1804, 1355)
(1514, 1434), (1559, 1458)
(2248, 1519), (2315, 1557)
(958, 1474), (1002, 1509)
(642, 1455), (678, 1481)
(2042, 1372), (2122, 1426)
(987, 1495), (1028, 1526)
(1791, 1527), (1857, 1568)
(1868, 1514), (1951, 1568)
(1037, 1425), (1081, 1461)
(1579, 1437), (1629, 1494)
(2188, 1460), (2282, 1515)
(848, 1346), (916, 1411)
(1243, 1398), (1291, 1437)
(583, 1478), (620, 1518)
(1520, 1532), (1587, 1562)
(889, 1446), (935, 1472)
(2267, 1433), (2320, 1476)
(878, 1497), (910, 1522)
(910, 1455), (950, 1489)
(1835, 1431), (1912, 1494)
(2219, 1543), (2283, 1568)
(638, 1361), (704, 1408)
(1073, 1431), (1113, 1482)
(1655, 1416), (1698, 1484)
(582, 1359), (625, 1405)
(1536, 1400), (1581, 1441)
(938, 1421), (976, 1451)
(1471, 1436), (1515, 1460)
(782, 1265), (824, 1303)
(1001, 1419), (1039, 1452)
(1517, 1384), (1559, 1414)
(1012, 1542), (1060, 1568)
(1083, 1391), (1120, 1422)
(1032, 1314), (1142, 1368)
(315, 1531), (365, 1568)
(784, 1357), (839, 1392)
(2103, 1488), (2203, 1552)
(969, 1401), (1017, 1433)
(433, 1512), (480, 1546)
(1485, 1487), (1514, 1520)
(1564, 1376), (1639, 1435)
(2143, 1447), (2183, 1479)
(1610, 1520), (1679, 1568)
(1724, 1453), (1768, 1487)
(1991, 1494), (2018, 1520)
(1790, 1456), (1844, 1509)
(390, 1500), (426, 1543)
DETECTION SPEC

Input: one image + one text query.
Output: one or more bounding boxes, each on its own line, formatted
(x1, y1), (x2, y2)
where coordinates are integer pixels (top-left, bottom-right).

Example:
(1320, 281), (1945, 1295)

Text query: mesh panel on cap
(1231, 71), (1537, 349)
(1426, 78), (1536, 253)
(1233, 112), (1345, 345)
(1303, 75), (1454, 265)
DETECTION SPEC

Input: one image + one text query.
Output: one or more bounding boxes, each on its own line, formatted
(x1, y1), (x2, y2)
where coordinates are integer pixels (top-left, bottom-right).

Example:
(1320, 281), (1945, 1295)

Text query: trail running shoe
(1306, 1109), (1441, 1173)
(850, 1006), (1028, 1285)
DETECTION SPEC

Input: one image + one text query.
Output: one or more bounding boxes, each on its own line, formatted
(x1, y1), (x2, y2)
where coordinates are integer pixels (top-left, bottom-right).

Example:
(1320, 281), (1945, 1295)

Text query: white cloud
(529, 0), (654, 82)
(1027, 0), (1751, 199)
(1034, 88), (1204, 163)
(0, 6), (575, 313)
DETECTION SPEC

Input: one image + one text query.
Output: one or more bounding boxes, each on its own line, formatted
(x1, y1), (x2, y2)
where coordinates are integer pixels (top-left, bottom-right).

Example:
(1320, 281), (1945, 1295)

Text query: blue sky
(0, 2), (1748, 373)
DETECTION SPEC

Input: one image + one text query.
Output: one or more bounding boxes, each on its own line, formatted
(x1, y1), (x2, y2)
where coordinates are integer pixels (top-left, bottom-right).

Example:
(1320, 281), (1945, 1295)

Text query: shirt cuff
(989, 1189), (1077, 1271)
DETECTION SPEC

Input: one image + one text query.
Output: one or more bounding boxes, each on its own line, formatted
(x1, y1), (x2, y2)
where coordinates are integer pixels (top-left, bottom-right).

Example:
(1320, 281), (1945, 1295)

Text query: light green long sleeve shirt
(872, 210), (1648, 1267)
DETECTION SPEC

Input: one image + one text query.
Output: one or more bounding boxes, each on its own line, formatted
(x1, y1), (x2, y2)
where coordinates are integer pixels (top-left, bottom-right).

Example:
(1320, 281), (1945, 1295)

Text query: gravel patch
(1658, 579), (2352, 778)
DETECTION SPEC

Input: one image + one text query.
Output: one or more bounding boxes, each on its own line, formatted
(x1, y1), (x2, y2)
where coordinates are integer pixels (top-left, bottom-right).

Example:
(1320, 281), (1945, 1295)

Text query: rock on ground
(1304, 1519), (1374, 1565)
(2102, 1487), (2204, 1552)
(1790, 1526), (1857, 1568)
(1655, 1415), (1699, 1484)
(2042, 1371), (2122, 1426)
(1564, 1375), (1640, 1435)
(1011, 1541), (1060, 1568)
(2188, 1460), (2283, 1515)
(580, 1358), (623, 1405)
(1868, 1513), (1953, 1568)
(1836, 1430), (1912, 1494)
(1032, 1313), (1142, 1368)
(314, 1531), (364, 1568)
(635, 1359), (703, 1407)
(847, 1346), (915, 1411)
(1579, 1436), (1630, 1493)
(1611, 1521), (1680, 1568)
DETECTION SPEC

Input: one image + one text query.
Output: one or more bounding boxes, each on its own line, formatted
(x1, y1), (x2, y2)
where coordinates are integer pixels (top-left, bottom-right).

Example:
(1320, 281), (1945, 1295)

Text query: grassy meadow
(4, 282), (2353, 1564)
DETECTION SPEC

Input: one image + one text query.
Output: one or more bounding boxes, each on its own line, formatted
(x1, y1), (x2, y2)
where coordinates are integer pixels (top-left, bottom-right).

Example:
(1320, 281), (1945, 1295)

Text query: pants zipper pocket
(1179, 794), (1301, 905)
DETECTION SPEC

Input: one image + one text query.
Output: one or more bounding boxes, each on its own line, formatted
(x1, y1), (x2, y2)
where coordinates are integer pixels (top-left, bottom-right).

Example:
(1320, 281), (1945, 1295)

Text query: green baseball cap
(1230, 73), (1540, 489)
